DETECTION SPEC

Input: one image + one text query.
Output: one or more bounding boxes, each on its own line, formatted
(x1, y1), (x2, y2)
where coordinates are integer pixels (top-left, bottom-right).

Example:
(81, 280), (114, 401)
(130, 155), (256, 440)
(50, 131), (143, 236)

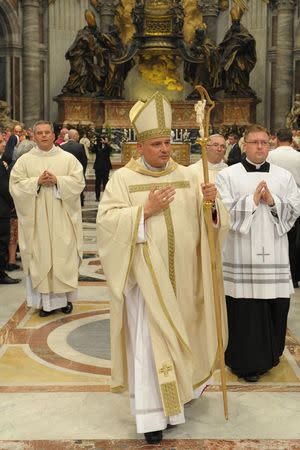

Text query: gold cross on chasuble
(159, 363), (173, 377)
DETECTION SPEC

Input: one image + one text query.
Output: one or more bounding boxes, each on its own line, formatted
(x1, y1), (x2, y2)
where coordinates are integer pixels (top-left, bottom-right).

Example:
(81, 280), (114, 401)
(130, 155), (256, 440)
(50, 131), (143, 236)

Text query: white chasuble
(9, 146), (85, 304)
(215, 162), (300, 299)
(97, 157), (230, 431)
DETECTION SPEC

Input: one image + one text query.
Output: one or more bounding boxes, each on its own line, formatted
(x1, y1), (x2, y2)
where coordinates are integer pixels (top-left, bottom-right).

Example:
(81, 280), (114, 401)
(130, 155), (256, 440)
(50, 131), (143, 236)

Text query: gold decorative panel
(144, 16), (173, 35)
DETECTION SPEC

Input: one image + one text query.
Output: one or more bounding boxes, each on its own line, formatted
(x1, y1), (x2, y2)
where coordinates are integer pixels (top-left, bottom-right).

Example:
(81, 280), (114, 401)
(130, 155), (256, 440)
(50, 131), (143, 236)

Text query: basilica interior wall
(240, 0), (268, 126)
(0, 0), (299, 131)
(48, 0), (90, 122)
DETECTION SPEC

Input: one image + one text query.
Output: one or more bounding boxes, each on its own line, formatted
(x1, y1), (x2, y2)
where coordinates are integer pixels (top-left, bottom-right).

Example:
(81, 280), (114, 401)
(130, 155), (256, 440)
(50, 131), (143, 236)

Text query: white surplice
(215, 162), (300, 299)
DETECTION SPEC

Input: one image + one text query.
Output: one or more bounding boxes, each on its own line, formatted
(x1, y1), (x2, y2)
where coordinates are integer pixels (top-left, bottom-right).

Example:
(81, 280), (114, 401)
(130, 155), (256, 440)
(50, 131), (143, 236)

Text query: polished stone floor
(0, 192), (299, 449)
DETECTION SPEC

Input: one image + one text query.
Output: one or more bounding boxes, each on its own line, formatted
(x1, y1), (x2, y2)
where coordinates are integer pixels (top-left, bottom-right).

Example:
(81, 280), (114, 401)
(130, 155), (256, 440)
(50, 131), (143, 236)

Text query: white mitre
(129, 91), (172, 142)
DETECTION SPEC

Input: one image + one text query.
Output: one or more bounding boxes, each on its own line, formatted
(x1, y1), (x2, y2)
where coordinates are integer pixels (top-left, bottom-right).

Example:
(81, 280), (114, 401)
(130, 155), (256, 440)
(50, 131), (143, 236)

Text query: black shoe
(61, 301), (73, 314)
(39, 309), (55, 317)
(0, 273), (21, 284)
(144, 430), (163, 444)
(293, 280), (298, 288)
(243, 373), (260, 382)
(6, 263), (20, 271)
(96, 197), (100, 202)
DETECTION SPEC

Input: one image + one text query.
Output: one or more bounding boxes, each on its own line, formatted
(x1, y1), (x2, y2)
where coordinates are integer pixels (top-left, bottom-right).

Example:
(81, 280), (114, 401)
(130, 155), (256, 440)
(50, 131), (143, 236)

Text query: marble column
(274, 0), (296, 131)
(22, 0), (41, 127)
(202, 0), (219, 43)
(98, 0), (119, 33)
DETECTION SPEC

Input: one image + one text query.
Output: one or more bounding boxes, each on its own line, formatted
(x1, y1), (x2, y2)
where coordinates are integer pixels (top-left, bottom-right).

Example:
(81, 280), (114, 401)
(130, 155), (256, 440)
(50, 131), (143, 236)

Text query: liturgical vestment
(10, 146), (85, 309)
(188, 158), (227, 183)
(97, 157), (230, 432)
(215, 160), (300, 375)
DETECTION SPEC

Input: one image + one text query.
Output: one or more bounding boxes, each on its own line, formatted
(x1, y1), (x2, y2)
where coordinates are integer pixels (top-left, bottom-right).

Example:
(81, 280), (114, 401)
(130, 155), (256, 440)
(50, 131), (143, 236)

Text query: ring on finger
(162, 197), (167, 202)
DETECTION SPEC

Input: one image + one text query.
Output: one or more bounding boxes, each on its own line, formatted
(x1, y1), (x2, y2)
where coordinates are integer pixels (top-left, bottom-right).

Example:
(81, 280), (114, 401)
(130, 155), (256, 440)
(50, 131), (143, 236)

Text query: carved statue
(286, 94), (300, 130)
(172, 0), (185, 35)
(194, 99), (206, 138)
(184, 25), (219, 99)
(62, 11), (105, 95)
(62, 10), (132, 98)
(100, 24), (133, 98)
(218, 6), (256, 97)
(0, 100), (21, 130)
(131, 0), (144, 36)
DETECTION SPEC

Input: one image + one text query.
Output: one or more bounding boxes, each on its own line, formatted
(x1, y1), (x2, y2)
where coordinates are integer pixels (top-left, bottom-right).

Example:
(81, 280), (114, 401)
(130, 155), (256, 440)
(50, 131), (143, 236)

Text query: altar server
(215, 124), (300, 382)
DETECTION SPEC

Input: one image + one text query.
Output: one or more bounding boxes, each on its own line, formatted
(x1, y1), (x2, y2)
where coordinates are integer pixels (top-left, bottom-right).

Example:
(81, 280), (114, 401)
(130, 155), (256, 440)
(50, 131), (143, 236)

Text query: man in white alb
(10, 121), (85, 317)
(189, 133), (227, 182)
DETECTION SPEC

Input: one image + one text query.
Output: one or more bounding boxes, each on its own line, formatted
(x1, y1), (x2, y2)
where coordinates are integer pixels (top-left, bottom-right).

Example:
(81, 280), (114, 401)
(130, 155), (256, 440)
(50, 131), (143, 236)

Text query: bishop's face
(243, 131), (270, 164)
(137, 136), (171, 168)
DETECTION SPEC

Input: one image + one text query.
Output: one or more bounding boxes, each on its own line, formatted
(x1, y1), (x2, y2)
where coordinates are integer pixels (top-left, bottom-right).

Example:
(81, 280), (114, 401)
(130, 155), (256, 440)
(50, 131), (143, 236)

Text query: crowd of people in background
(1, 121), (300, 288)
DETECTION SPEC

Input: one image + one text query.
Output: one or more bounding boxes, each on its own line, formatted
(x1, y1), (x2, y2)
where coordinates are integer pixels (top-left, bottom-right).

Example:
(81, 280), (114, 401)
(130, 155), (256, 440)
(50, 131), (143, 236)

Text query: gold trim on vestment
(129, 180), (190, 193)
(142, 243), (192, 354)
(122, 205), (143, 293)
(126, 157), (178, 177)
(160, 381), (182, 416)
(159, 363), (173, 377)
(163, 205), (176, 295)
(110, 385), (124, 392)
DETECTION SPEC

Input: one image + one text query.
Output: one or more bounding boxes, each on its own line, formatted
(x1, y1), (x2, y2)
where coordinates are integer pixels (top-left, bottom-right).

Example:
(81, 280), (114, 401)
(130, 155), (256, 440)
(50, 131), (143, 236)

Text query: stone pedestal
(54, 96), (105, 128)
(54, 96), (259, 130)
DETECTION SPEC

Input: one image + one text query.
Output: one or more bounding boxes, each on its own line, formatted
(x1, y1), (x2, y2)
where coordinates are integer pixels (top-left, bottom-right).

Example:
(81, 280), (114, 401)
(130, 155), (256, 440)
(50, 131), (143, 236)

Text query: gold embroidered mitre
(129, 91), (172, 142)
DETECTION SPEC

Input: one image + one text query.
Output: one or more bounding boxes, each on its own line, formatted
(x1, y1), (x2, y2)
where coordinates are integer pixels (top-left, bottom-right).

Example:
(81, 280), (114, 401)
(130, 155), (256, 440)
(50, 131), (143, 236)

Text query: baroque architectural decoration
(0, 0), (299, 131)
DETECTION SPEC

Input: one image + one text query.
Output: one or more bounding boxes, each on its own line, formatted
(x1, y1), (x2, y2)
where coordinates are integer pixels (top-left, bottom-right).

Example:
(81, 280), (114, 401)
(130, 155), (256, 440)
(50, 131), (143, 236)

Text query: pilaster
(22, 0), (40, 127)
(274, 0), (296, 129)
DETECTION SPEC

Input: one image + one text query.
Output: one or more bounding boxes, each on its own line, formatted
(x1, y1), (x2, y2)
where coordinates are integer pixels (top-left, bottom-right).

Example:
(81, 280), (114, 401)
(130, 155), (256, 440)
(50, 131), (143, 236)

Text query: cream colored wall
(240, 0), (268, 125)
(48, 0), (90, 122)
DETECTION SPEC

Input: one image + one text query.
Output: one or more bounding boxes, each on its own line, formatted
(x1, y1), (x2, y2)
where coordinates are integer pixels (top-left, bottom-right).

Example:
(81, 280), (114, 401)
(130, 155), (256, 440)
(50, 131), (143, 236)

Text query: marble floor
(0, 192), (299, 450)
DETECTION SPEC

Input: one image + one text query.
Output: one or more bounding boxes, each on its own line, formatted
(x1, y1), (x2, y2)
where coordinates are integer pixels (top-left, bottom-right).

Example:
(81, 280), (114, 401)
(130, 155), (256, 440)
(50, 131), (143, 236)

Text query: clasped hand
(253, 181), (274, 206)
(38, 170), (57, 187)
(144, 185), (175, 219)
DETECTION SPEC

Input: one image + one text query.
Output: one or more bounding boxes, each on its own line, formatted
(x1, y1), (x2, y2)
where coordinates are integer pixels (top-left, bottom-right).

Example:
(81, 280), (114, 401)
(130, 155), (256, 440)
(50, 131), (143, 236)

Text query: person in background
(0, 135), (21, 284)
(189, 133), (227, 182)
(92, 136), (112, 201)
(60, 129), (87, 206)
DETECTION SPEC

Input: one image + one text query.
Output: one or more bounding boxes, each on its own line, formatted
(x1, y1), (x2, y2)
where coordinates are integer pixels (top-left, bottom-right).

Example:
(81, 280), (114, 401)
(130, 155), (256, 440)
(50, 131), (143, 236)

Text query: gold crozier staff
(195, 85), (229, 420)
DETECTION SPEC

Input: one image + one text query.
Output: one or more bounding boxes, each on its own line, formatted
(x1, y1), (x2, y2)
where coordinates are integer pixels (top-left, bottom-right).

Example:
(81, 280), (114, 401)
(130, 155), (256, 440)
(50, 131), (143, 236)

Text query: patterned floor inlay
(0, 439), (299, 449)
(0, 194), (299, 443)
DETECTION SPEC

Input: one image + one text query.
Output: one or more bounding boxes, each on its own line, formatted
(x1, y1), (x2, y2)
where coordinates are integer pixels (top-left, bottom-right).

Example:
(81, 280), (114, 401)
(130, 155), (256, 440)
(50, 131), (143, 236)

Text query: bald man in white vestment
(97, 92), (230, 445)
(10, 121), (85, 317)
(188, 134), (227, 182)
